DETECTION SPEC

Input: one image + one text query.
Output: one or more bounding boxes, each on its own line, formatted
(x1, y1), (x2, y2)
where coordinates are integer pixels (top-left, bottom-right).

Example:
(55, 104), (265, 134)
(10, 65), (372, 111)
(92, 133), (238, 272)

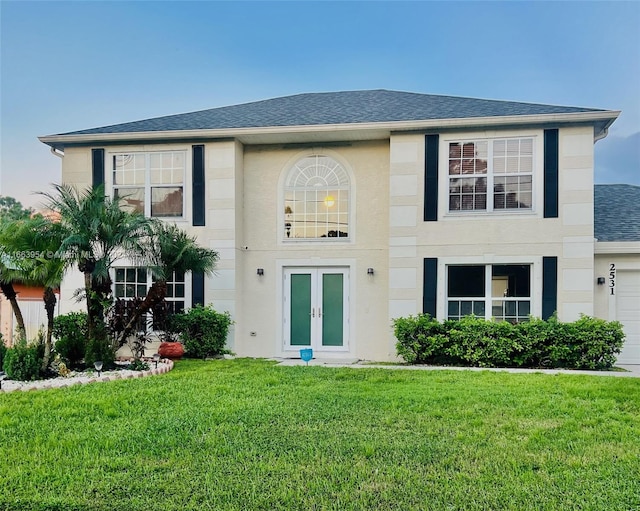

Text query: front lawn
(1, 359), (639, 510)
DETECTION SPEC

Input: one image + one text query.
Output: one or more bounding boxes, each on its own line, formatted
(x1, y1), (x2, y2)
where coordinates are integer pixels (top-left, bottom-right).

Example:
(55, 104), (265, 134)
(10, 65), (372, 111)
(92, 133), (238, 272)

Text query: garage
(616, 270), (640, 365)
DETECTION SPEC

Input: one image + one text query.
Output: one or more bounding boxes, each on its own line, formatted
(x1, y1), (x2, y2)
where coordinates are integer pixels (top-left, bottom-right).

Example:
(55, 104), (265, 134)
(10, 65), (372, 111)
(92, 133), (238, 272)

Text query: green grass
(1, 359), (639, 511)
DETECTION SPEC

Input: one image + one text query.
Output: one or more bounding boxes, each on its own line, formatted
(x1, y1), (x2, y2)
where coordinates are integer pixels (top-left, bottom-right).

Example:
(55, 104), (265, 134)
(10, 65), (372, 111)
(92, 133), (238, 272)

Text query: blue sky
(1, 0), (639, 207)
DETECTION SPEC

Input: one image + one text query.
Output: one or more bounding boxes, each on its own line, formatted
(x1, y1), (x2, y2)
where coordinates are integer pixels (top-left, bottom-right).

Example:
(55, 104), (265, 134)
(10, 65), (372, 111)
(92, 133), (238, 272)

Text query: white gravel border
(0, 359), (175, 393)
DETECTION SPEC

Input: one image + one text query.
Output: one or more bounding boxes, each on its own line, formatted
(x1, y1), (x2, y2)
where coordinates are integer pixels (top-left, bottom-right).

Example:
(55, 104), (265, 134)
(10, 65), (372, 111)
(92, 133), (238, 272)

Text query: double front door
(284, 267), (349, 351)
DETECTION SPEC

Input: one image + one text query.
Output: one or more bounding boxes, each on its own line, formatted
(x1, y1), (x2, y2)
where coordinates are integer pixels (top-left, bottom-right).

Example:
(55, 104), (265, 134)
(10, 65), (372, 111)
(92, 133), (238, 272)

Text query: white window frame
(111, 151), (187, 219)
(436, 256), (542, 321)
(280, 153), (353, 243)
(445, 135), (537, 215)
(445, 263), (533, 322)
(113, 267), (191, 331)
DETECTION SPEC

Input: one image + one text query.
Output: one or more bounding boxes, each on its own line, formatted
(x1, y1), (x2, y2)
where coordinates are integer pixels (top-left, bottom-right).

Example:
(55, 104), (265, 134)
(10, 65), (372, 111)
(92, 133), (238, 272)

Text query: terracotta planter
(158, 342), (185, 360)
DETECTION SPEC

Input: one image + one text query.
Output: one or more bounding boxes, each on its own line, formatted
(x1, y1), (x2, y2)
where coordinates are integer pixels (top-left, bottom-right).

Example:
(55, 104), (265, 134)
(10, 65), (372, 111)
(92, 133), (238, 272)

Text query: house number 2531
(609, 263), (616, 296)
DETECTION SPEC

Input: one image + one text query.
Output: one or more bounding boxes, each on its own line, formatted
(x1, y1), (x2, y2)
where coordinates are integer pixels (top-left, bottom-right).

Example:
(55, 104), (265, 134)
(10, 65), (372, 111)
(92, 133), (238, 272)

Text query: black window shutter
(92, 148), (105, 188)
(544, 129), (559, 218)
(192, 271), (205, 307)
(423, 258), (438, 317)
(192, 145), (205, 226)
(542, 256), (558, 320)
(424, 135), (439, 221)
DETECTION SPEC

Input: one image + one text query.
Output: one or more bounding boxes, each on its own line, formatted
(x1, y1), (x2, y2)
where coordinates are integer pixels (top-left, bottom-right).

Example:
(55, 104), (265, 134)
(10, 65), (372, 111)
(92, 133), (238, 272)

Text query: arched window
(284, 155), (350, 240)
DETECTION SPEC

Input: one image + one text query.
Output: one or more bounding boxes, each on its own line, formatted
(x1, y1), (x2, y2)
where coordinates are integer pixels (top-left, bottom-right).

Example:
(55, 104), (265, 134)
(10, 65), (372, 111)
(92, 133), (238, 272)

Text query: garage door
(616, 270), (640, 365)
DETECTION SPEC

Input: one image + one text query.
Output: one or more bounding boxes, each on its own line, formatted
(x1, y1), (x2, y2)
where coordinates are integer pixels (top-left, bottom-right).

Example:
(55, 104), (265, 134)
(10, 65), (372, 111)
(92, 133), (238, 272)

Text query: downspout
(594, 126), (609, 143)
(594, 114), (619, 143)
(50, 147), (64, 158)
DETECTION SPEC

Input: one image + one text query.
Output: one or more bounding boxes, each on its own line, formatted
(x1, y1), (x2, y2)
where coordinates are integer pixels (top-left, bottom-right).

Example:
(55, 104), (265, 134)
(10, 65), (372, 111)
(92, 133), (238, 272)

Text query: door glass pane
(290, 274), (311, 346)
(322, 273), (344, 347)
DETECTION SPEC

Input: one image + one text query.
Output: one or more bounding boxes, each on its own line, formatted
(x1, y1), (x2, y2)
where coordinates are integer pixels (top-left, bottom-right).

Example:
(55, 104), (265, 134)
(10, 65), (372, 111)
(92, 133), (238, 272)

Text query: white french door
(283, 267), (349, 351)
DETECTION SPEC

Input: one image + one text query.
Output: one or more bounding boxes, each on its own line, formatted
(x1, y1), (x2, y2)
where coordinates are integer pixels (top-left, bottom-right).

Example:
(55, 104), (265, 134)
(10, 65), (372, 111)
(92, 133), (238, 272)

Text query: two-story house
(40, 90), (636, 363)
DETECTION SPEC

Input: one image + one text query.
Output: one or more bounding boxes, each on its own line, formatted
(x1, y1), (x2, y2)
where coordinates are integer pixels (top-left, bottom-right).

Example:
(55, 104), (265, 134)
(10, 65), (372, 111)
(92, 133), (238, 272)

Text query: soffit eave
(594, 241), (640, 255)
(38, 110), (620, 150)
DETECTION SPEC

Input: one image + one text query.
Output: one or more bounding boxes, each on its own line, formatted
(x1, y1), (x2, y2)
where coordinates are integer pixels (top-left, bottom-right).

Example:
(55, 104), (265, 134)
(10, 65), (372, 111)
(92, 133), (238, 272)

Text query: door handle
(310, 308), (315, 317)
(318, 308), (322, 317)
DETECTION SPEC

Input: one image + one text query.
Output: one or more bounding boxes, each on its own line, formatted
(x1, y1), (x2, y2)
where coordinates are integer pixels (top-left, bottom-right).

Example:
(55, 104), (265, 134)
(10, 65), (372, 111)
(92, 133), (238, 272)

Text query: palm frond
(142, 222), (218, 281)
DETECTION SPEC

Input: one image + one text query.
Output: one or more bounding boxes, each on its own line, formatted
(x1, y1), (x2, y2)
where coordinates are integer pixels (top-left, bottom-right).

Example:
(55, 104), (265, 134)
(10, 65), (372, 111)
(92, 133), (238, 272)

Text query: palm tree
(40, 184), (151, 362)
(115, 221), (218, 346)
(0, 215), (67, 369)
(0, 266), (27, 343)
(0, 196), (33, 343)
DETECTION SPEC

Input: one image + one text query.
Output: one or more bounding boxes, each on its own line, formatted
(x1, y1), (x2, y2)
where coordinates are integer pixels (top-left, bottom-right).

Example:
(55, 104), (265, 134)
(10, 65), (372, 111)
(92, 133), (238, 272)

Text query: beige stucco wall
(238, 140), (390, 360)
(58, 140), (391, 360)
(59, 146), (97, 316)
(54, 123), (601, 362)
(557, 127), (596, 320)
(388, 126), (595, 323)
(593, 246), (640, 320)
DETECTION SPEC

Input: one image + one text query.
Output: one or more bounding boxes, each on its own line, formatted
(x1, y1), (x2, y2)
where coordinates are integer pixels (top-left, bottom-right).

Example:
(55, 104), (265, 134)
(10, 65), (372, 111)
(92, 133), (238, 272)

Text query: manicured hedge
(394, 314), (625, 370)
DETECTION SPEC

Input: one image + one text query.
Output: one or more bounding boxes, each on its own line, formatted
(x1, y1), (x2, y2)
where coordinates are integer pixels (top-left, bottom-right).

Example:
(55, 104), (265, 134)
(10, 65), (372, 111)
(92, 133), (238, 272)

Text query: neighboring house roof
(39, 90), (619, 149)
(594, 184), (640, 242)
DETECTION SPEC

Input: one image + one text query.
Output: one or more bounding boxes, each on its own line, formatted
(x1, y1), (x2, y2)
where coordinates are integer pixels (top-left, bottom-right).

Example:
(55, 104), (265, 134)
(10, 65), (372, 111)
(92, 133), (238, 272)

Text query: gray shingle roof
(57, 89), (605, 136)
(595, 184), (640, 242)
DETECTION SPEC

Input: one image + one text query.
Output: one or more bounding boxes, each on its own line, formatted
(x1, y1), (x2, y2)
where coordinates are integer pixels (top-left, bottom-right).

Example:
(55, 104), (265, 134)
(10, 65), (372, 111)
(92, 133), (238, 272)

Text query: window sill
(281, 238), (352, 245)
(442, 210), (538, 220)
(152, 217), (189, 224)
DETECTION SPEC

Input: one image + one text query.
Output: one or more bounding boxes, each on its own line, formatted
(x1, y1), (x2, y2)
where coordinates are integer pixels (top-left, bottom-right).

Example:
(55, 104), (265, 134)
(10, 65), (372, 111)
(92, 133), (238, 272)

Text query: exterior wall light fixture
(597, 277), (605, 285)
(257, 268), (264, 276)
(367, 268), (374, 276)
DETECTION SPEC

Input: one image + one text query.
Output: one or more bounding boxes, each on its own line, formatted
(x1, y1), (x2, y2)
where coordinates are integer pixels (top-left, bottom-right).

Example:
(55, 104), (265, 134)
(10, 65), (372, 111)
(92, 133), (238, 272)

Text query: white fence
(1, 297), (59, 344)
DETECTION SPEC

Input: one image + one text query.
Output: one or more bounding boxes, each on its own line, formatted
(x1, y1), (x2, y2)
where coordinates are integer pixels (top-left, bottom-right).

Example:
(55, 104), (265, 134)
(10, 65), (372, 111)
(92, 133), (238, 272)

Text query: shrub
(393, 314), (444, 364)
(512, 316), (554, 367)
(53, 312), (88, 368)
(3, 339), (42, 381)
(84, 333), (116, 370)
(107, 298), (155, 359)
(393, 314), (625, 370)
(171, 305), (232, 359)
(126, 358), (149, 371)
(547, 315), (625, 370)
(446, 316), (519, 367)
